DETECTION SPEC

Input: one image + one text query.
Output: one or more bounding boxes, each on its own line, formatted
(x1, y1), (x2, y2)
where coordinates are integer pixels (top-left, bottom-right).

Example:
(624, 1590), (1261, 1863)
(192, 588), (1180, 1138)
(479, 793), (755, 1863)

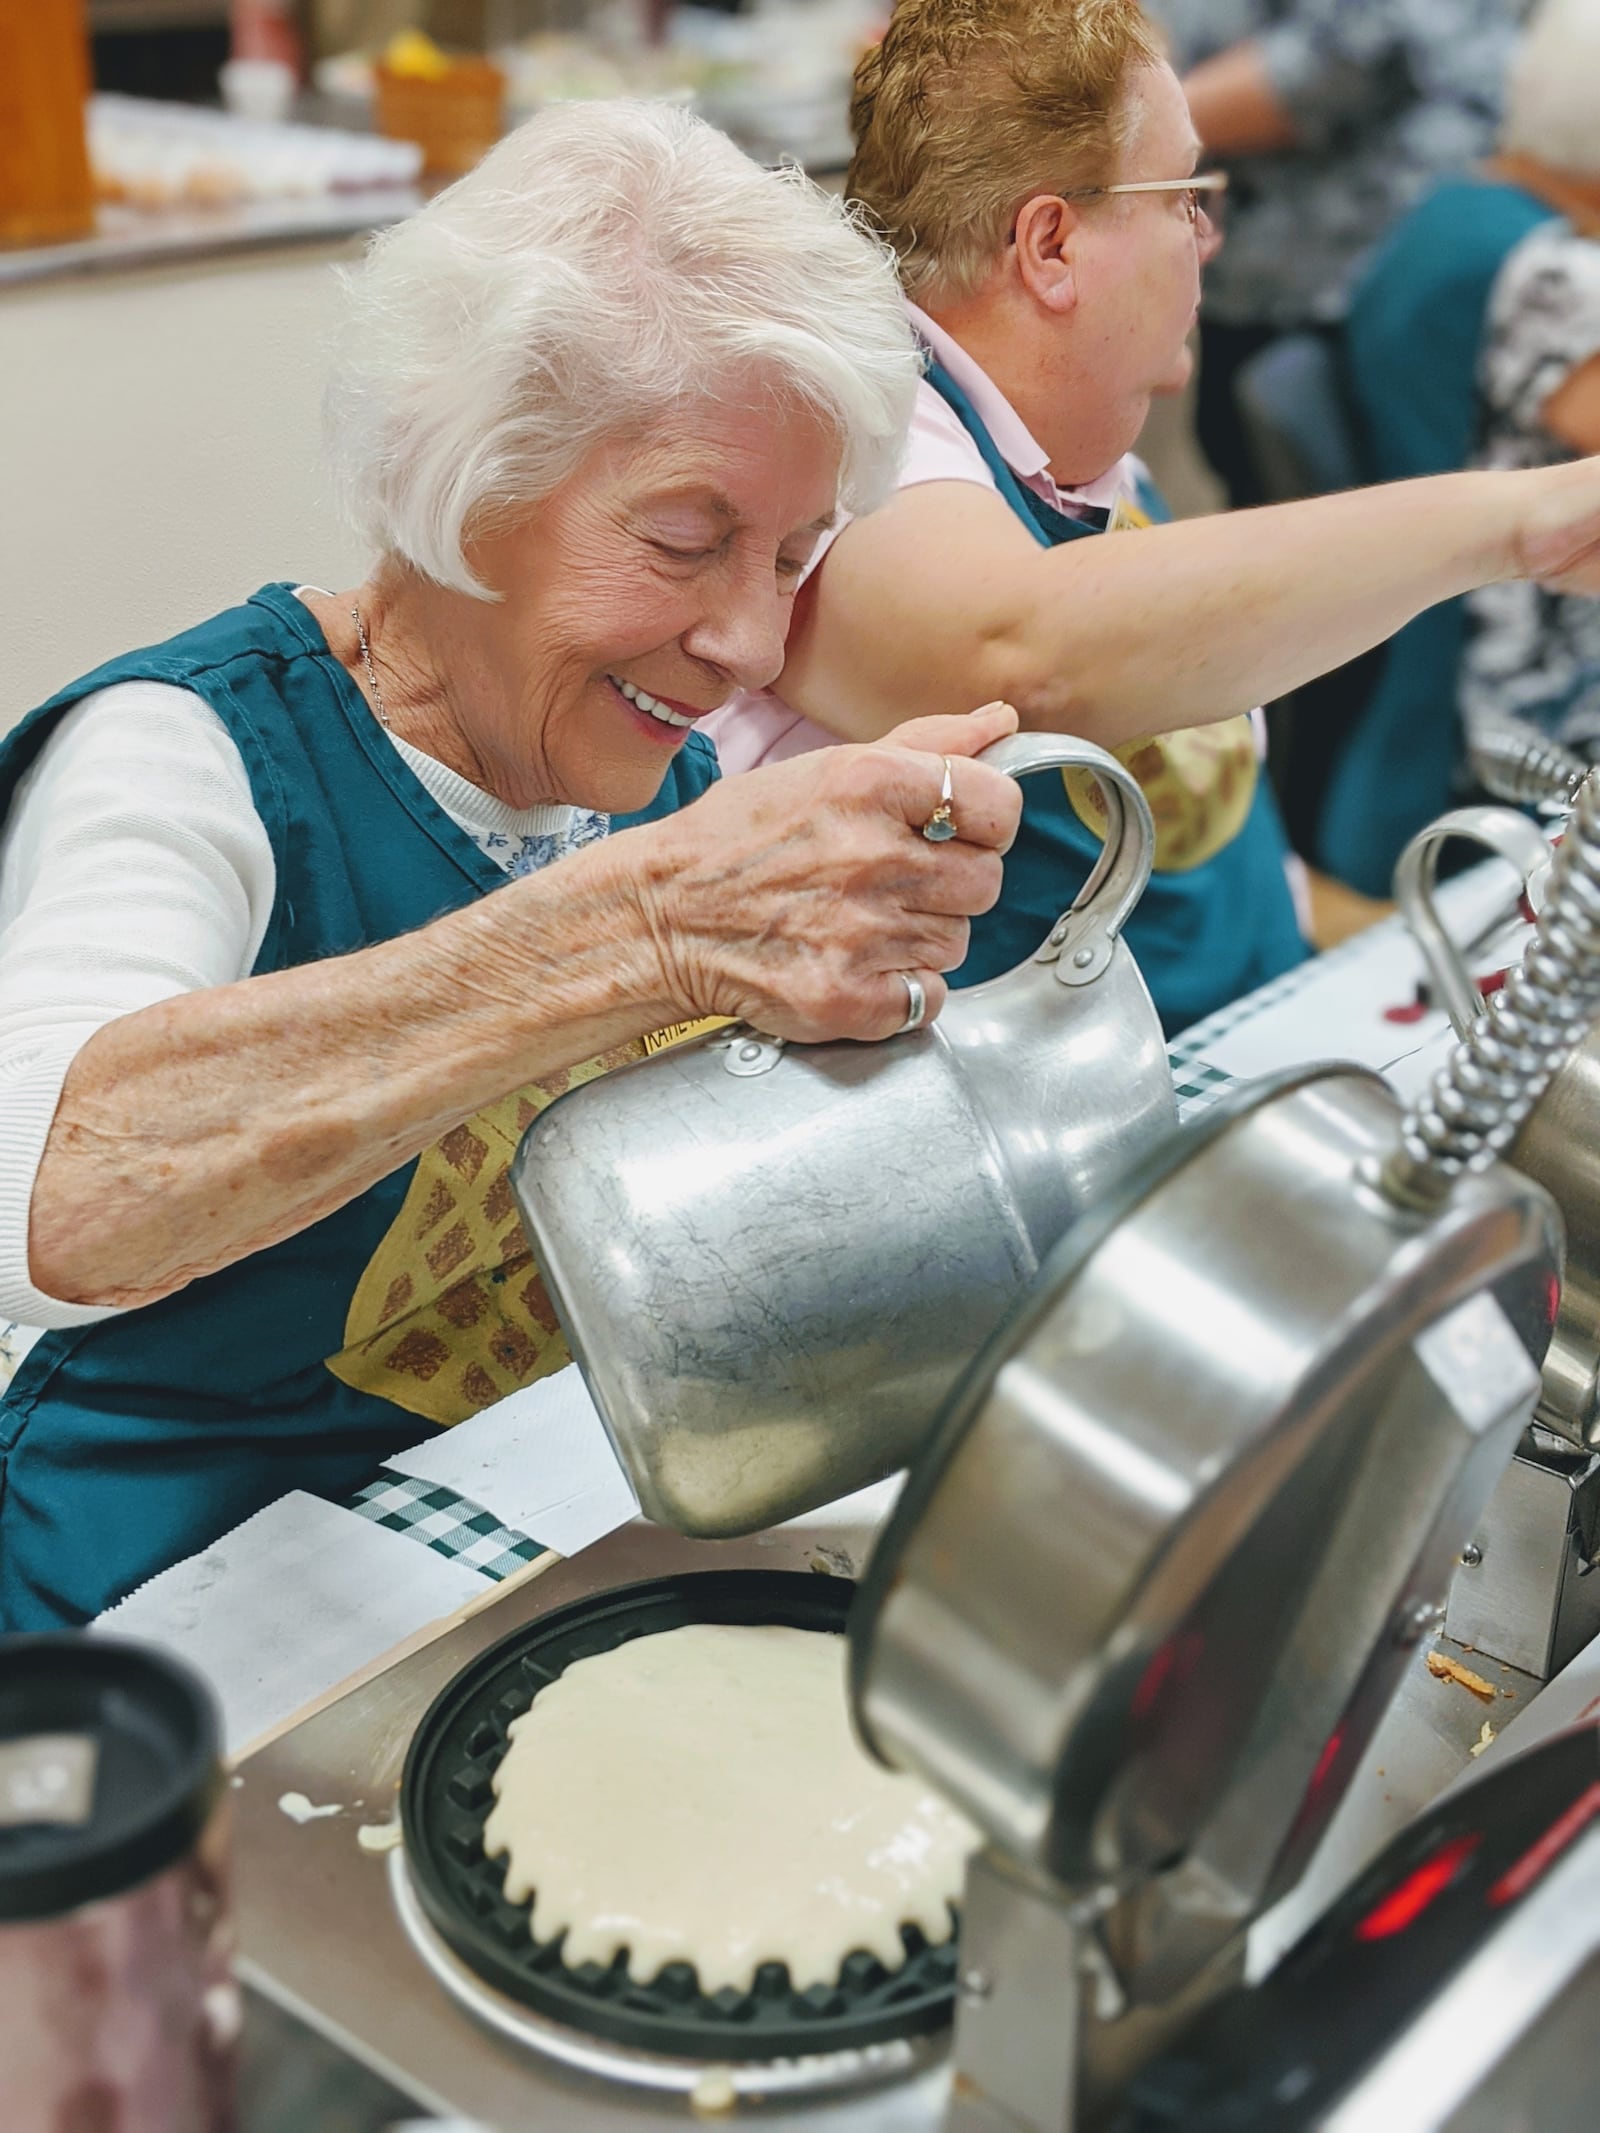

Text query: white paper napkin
(94, 1492), (489, 1754)
(777, 1474), (905, 1531)
(1204, 932), (1450, 1080)
(388, 1364), (640, 1558)
(1202, 859), (1533, 1089)
(389, 1369), (918, 1565)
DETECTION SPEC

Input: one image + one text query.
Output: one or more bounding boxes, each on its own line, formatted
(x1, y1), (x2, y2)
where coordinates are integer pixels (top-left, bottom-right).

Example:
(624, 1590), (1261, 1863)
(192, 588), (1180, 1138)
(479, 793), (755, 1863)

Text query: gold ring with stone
(921, 757), (957, 843)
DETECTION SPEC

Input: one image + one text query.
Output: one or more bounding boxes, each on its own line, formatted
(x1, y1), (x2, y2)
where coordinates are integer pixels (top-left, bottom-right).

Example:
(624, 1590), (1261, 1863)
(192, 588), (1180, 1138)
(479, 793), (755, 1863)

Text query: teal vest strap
(0, 586), (715, 1625)
(922, 364), (1103, 547)
(921, 358), (1307, 1033)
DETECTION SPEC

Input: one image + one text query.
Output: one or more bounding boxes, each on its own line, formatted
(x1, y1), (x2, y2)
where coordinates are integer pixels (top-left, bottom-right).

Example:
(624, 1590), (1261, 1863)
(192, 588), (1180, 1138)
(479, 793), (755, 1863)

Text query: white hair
(325, 101), (919, 597)
(1502, 0), (1600, 177)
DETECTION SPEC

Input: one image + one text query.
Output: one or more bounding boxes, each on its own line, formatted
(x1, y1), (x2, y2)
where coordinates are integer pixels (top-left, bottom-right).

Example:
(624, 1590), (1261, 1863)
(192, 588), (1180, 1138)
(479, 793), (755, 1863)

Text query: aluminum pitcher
(1396, 803), (1600, 1444)
(511, 732), (1176, 1535)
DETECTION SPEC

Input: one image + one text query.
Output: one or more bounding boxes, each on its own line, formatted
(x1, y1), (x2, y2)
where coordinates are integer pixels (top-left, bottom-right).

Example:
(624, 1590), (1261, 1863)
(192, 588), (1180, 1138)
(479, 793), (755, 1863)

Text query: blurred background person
(1461, 0), (1600, 763)
(1320, 0), (1600, 892)
(714, 0), (1311, 1036)
(1152, 0), (1523, 511)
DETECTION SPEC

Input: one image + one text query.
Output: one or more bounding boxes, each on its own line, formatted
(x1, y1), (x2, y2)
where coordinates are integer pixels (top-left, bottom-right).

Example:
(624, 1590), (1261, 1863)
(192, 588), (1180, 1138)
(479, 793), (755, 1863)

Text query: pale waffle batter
(482, 1622), (979, 1995)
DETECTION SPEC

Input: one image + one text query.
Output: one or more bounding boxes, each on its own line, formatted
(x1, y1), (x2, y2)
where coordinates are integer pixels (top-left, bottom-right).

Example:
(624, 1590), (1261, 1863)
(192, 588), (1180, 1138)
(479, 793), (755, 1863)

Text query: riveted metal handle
(1393, 806), (1551, 1040)
(1384, 773), (1600, 1206)
(976, 732), (1156, 989)
(716, 732), (1158, 1070)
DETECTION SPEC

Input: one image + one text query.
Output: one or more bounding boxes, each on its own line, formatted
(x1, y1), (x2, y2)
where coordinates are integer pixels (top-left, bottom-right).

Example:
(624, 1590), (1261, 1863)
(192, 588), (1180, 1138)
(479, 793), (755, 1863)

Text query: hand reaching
(1512, 456), (1600, 595)
(624, 701), (1024, 1042)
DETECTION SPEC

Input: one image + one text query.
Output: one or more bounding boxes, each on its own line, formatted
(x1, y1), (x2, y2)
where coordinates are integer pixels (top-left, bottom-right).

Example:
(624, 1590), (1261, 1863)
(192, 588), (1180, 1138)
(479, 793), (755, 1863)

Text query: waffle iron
(849, 1065), (1558, 2129)
(396, 1569), (959, 2095)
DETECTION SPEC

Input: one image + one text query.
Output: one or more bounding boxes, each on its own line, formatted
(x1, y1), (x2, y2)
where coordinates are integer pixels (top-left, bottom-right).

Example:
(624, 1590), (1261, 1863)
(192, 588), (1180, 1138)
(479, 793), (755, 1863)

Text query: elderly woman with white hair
(0, 103), (1023, 1627)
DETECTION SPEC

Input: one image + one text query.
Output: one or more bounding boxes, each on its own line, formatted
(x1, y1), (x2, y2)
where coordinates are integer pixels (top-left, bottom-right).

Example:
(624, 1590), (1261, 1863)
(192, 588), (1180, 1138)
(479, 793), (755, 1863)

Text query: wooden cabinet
(0, 0), (96, 248)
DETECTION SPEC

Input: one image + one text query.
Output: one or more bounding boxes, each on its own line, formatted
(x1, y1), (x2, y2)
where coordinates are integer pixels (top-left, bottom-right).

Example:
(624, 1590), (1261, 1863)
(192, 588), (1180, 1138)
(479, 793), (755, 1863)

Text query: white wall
(0, 238), (1222, 736)
(0, 242), (371, 731)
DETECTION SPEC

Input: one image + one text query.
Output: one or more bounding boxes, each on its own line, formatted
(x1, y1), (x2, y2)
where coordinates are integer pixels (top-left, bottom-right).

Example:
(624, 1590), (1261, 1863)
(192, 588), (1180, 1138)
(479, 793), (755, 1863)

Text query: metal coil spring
(1467, 715), (1588, 811)
(1383, 768), (1600, 1203)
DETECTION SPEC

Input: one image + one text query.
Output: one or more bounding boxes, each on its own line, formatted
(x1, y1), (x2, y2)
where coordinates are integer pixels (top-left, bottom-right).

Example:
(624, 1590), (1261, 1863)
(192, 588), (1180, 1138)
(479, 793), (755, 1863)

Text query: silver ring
(896, 973), (928, 1034)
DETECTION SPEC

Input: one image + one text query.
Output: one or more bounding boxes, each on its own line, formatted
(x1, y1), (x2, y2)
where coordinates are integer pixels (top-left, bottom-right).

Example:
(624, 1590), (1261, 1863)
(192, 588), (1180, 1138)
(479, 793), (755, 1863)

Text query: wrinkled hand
(628, 700), (1024, 1042)
(1513, 456), (1600, 595)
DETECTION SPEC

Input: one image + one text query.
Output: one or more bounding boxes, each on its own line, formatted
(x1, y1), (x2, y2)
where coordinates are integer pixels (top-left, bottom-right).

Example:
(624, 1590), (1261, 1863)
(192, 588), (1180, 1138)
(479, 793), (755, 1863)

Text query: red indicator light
(1355, 1832), (1482, 1942)
(1489, 1780), (1600, 1909)
(1130, 1639), (1176, 1720)
(1308, 1726), (1346, 1798)
(1129, 1630), (1205, 1723)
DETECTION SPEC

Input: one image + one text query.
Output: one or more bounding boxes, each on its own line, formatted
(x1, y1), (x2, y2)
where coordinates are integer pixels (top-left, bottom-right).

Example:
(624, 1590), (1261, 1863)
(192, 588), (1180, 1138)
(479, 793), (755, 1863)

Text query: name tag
(641, 1016), (732, 1057)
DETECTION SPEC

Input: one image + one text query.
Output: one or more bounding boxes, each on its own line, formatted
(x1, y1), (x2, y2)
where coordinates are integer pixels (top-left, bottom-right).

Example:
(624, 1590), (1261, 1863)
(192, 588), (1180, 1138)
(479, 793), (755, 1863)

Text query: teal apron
(0, 584), (715, 1626)
(924, 360), (1308, 1034)
(1322, 180), (1557, 897)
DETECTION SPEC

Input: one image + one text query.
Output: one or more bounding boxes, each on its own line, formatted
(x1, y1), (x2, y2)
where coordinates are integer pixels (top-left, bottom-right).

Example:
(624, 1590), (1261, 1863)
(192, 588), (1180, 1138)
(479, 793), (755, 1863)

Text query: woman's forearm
(1181, 43), (1300, 157)
(789, 463), (1600, 748)
(999, 471), (1519, 738)
(25, 710), (1026, 1312)
(27, 839), (673, 1312)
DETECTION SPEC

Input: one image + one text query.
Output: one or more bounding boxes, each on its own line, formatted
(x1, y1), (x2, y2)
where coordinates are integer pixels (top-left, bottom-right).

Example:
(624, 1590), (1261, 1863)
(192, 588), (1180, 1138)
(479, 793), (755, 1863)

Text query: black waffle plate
(399, 1569), (960, 2060)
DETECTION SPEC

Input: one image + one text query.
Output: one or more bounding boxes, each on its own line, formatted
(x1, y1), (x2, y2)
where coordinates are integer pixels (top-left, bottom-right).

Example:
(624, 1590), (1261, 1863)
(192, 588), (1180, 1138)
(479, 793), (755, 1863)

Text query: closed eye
(650, 540), (721, 564)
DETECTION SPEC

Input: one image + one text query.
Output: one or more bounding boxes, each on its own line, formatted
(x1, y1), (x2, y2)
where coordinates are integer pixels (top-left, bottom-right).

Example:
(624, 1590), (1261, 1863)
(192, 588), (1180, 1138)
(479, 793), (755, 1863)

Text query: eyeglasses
(1065, 172), (1229, 226)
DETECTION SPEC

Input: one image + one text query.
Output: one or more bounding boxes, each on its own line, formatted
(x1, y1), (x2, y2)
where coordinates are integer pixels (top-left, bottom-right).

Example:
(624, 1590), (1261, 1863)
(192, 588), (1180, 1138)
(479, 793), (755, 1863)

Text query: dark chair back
(1234, 332), (1367, 503)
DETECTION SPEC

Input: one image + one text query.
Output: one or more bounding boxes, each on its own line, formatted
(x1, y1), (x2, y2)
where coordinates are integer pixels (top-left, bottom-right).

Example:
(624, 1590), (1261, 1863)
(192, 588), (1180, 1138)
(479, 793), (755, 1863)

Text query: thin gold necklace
(351, 605), (390, 730)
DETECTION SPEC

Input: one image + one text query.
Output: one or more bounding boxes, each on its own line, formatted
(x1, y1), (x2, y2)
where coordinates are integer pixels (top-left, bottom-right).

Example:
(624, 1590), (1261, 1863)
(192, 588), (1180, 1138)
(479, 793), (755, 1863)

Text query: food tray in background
(88, 94), (421, 210)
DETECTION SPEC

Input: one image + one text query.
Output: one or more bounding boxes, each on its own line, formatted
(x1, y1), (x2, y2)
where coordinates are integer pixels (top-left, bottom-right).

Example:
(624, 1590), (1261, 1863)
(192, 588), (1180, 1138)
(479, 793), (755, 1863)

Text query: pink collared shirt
(703, 306), (1146, 773)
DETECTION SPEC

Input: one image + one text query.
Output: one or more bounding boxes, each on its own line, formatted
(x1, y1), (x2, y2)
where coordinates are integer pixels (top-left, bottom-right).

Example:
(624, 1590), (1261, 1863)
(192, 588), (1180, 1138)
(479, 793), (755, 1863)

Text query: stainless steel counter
(0, 189), (420, 290)
(241, 1984), (423, 2132)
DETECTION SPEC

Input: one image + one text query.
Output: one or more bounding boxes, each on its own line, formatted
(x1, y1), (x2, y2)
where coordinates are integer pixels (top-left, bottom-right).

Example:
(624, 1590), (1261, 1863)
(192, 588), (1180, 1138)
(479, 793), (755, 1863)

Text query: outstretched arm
(26, 708), (1020, 1312)
(777, 459), (1600, 747)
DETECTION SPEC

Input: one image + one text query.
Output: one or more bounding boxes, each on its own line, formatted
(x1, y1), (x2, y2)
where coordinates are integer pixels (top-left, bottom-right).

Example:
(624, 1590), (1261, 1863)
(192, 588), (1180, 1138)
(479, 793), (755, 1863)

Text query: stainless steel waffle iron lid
(847, 1065), (1557, 1967)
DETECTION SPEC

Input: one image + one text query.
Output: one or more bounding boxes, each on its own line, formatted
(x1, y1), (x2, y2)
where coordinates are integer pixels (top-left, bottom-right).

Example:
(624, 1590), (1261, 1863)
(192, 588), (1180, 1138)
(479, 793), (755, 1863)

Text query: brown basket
(374, 58), (506, 178)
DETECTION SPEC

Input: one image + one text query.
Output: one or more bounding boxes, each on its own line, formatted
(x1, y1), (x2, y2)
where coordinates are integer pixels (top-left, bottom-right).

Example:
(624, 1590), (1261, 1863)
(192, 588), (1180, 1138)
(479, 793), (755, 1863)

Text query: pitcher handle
(1393, 805), (1551, 1039)
(976, 731), (1156, 989)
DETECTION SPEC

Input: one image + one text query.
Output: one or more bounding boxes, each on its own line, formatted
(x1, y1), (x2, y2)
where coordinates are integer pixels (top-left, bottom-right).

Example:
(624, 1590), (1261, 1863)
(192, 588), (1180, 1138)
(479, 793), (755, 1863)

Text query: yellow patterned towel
(326, 1017), (726, 1428)
(1063, 718), (1258, 873)
(1061, 486), (1258, 872)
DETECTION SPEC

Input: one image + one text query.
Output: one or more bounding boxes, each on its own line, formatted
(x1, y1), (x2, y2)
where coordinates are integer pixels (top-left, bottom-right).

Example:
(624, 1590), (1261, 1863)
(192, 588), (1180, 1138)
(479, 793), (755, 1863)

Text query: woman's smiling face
(454, 395), (842, 813)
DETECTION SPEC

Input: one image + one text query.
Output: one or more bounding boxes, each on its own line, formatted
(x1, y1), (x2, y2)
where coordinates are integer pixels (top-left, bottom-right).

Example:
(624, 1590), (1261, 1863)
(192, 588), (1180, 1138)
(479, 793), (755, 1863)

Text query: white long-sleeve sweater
(0, 666), (600, 1350)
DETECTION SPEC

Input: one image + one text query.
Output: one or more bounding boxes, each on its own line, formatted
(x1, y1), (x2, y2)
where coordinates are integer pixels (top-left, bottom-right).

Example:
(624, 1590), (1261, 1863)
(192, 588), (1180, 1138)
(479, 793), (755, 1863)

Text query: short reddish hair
(849, 0), (1161, 300)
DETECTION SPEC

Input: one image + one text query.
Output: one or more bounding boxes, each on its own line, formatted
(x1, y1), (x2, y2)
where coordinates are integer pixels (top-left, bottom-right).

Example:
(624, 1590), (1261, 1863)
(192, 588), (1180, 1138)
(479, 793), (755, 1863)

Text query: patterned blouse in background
(1461, 220), (1600, 754)
(1150, 0), (1521, 329)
